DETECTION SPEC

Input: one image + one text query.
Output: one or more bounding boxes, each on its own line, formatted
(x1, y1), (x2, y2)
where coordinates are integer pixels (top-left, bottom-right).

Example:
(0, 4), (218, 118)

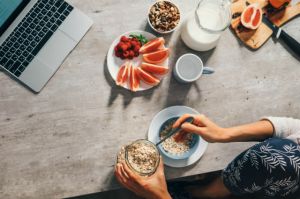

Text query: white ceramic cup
(173, 53), (214, 83)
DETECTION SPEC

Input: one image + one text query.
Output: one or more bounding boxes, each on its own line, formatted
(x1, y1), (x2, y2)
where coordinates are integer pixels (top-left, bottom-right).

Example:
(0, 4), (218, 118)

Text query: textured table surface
(1, 0), (300, 198)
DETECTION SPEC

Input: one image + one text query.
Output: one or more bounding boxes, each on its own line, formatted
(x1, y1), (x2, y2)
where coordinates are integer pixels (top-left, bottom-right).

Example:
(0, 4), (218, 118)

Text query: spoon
(156, 116), (194, 146)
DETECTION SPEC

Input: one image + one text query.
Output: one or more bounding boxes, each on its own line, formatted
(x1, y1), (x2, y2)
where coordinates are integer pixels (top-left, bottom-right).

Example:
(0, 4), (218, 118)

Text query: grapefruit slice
(116, 62), (129, 86)
(139, 37), (165, 54)
(241, 3), (262, 30)
(136, 67), (160, 86)
(143, 49), (169, 64)
(141, 62), (169, 75)
(129, 65), (140, 92)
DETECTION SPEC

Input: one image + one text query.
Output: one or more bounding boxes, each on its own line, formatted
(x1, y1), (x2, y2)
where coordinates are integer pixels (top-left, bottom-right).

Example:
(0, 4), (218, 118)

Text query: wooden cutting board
(231, 0), (300, 49)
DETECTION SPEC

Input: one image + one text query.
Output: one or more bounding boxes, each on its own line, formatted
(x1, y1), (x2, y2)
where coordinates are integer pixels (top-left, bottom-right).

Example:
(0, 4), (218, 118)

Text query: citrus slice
(116, 62), (129, 86)
(139, 37), (165, 54)
(241, 3), (262, 30)
(136, 67), (160, 86)
(143, 48), (169, 64)
(141, 62), (169, 75)
(129, 65), (140, 92)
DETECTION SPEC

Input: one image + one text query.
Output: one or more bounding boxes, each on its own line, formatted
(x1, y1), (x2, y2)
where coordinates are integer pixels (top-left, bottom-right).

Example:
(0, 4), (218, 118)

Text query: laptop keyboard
(0, 0), (73, 77)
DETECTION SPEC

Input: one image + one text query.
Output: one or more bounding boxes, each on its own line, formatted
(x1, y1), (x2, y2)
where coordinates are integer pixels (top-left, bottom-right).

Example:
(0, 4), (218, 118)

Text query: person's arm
(173, 114), (274, 143)
(115, 156), (172, 199)
(262, 117), (300, 144)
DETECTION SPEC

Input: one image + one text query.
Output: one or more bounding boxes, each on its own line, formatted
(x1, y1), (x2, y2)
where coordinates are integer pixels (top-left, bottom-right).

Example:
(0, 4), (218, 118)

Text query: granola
(149, 1), (180, 32)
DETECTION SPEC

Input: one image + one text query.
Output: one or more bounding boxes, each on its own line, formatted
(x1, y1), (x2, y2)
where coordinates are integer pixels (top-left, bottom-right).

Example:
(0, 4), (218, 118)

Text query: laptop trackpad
(36, 30), (77, 70)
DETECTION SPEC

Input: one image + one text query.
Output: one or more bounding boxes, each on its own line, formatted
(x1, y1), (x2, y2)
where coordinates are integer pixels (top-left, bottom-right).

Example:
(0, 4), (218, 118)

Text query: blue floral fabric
(222, 138), (300, 198)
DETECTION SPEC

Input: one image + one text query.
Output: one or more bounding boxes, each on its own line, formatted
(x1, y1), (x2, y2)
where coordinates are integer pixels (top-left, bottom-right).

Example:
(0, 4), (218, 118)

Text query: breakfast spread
(148, 1), (180, 33)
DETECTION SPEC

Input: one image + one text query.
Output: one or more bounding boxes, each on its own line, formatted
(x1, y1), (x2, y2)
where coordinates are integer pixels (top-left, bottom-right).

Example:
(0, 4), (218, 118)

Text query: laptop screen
(0, 0), (30, 36)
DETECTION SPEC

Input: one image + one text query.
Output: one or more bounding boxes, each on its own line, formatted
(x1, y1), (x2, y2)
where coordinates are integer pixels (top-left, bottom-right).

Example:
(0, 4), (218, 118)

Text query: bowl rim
(147, 0), (181, 34)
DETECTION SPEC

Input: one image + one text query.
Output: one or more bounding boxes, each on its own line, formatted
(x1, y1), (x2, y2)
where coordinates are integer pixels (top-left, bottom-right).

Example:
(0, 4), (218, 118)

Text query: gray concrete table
(1, 0), (300, 198)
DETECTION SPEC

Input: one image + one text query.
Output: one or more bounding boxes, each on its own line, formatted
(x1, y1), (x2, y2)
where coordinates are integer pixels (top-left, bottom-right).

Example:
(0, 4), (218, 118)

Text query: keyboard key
(6, 52), (12, 58)
(21, 32), (28, 39)
(22, 61), (29, 68)
(9, 47), (16, 54)
(55, 1), (64, 8)
(31, 31), (53, 56)
(9, 61), (21, 73)
(51, 24), (58, 32)
(30, 41), (37, 47)
(31, 30), (38, 36)
(51, 6), (57, 12)
(19, 65), (26, 72)
(26, 54), (34, 62)
(45, 4), (51, 10)
(27, 17), (33, 23)
(22, 51), (29, 57)
(14, 70), (22, 77)
(46, 22), (52, 28)
(4, 60), (14, 70)
(0, 57), (8, 66)
(17, 37), (24, 43)
(24, 40), (30, 46)
(3, 46), (9, 51)
(7, 41), (14, 47)
(13, 42), (20, 49)
(37, 13), (43, 19)
(41, 9), (47, 15)
(34, 37), (41, 42)
(67, 5), (73, 12)
(58, 2), (68, 13)
(47, 11), (53, 17)
(26, 46), (33, 52)
(38, 3), (45, 9)
(16, 49), (22, 56)
(42, 27), (48, 33)
(27, 35), (34, 41)
(23, 21), (29, 27)
(39, 20), (46, 27)
(59, 15), (66, 21)
(38, 31), (45, 37)
(43, 15), (49, 22)
(50, 17), (56, 24)
(20, 45), (26, 51)
(0, 50), (4, 57)
(12, 54), (18, 60)
(36, 25), (42, 32)
(18, 26), (25, 33)
(10, 36), (17, 42)
(54, 12), (60, 18)
(19, 56), (25, 62)
(29, 23), (36, 29)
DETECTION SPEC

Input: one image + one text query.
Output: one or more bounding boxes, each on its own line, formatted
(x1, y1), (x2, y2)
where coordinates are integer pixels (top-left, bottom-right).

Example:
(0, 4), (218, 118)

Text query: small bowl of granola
(148, 1), (181, 34)
(158, 117), (200, 160)
(117, 139), (160, 176)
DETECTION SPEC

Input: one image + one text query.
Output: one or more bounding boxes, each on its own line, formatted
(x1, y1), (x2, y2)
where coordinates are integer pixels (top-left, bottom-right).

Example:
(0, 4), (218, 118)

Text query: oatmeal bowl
(117, 139), (160, 176)
(148, 106), (208, 167)
(158, 117), (200, 160)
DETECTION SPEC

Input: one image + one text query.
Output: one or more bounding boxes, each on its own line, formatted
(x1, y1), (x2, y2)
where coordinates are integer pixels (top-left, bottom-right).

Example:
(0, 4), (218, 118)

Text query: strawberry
(133, 45), (140, 53)
(120, 36), (128, 42)
(123, 51), (130, 58)
(120, 44), (128, 51)
(129, 50), (135, 58)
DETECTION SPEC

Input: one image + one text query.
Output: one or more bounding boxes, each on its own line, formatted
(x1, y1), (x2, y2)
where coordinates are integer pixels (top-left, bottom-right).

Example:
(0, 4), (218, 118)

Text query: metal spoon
(156, 116), (194, 146)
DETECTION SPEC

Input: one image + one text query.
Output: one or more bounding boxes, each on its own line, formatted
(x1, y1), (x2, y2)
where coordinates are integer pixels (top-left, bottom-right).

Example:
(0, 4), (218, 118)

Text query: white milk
(181, 3), (229, 51)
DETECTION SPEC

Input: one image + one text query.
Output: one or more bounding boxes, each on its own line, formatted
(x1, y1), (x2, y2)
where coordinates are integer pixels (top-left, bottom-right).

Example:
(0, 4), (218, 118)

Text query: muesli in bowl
(158, 117), (199, 160)
(148, 0), (181, 34)
(117, 139), (160, 176)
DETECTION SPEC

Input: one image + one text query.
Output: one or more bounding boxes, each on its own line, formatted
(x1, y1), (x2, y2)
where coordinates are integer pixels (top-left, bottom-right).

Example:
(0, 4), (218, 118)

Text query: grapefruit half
(241, 3), (262, 30)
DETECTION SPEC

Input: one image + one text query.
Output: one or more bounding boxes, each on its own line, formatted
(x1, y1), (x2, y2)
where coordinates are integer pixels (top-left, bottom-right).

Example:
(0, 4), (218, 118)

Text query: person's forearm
(223, 120), (274, 142)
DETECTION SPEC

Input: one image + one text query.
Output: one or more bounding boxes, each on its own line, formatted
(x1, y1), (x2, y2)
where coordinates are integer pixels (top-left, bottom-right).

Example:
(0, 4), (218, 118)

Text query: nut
(149, 1), (180, 32)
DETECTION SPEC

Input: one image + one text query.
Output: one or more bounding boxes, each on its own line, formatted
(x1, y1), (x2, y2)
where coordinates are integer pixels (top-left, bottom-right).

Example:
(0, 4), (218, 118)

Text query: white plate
(107, 30), (169, 91)
(148, 106), (208, 168)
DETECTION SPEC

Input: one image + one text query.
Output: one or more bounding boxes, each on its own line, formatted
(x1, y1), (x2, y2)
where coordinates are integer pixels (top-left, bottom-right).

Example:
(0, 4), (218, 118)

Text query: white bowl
(147, 1), (181, 34)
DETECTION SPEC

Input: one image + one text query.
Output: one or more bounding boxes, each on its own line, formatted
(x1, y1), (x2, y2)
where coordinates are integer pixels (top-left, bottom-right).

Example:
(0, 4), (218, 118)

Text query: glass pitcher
(181, 0), (232, 51)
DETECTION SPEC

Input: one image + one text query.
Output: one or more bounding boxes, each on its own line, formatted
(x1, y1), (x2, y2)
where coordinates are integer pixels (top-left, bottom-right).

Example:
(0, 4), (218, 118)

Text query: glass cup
(181, 0), (232, 51)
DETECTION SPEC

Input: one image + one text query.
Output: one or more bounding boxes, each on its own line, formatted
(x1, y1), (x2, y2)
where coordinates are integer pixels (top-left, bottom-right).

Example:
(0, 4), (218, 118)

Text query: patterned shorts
(222, 138), (300, 198)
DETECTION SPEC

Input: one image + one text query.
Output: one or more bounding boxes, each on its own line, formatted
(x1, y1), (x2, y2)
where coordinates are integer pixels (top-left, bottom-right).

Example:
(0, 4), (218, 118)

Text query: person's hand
(114, 157), (172, 199)
(173, 114), (229, 143)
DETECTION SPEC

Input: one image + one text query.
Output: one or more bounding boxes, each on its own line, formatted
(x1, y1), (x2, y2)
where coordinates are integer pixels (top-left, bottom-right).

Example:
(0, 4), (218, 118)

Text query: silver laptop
(0, 0), (93, 92)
